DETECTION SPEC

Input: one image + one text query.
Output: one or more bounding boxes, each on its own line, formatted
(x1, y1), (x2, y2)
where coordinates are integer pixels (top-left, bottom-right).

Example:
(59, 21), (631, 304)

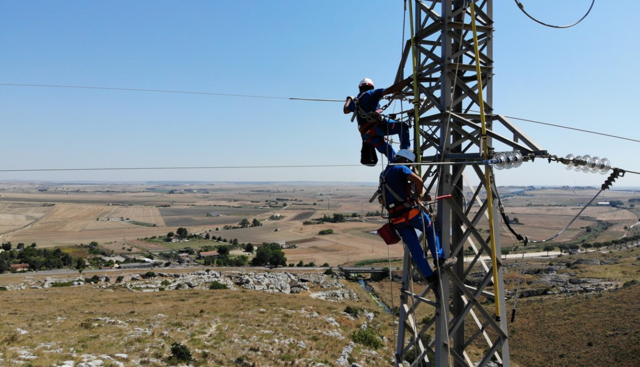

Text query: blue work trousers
(362, 118), (411, 162)
(394, 210), (443, 278)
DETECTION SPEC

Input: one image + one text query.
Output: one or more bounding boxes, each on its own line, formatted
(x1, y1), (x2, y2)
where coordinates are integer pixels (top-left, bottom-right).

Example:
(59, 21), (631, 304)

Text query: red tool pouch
(377, 222), (401, 245)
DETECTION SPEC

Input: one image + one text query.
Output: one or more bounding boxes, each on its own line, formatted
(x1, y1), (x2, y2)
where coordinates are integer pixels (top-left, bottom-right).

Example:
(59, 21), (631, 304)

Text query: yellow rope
(470, 2), (501, 320)
(407, 0), (422, 177)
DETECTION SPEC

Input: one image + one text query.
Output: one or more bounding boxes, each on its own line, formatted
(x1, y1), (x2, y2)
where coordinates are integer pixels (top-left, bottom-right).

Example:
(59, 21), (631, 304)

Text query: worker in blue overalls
(343, 77), (412, 163)
(379, 149), (457, 284)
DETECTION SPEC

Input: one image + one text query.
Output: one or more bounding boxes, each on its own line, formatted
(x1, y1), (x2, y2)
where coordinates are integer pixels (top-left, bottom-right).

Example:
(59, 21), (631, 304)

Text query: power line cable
(3, 82), (638, 144)
(514, 0), (595, 29)
(503, 115), (640, 144)
(0, 83), (343, 102)
(0, 164), (362, 173)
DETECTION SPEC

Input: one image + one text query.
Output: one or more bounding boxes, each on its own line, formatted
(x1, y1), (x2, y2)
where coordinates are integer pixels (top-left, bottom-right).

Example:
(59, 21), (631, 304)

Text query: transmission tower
(392, 1), (546, 366)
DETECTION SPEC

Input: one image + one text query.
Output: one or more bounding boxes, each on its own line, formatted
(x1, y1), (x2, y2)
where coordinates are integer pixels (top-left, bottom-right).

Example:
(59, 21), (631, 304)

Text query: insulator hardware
(563, 154), (610, 174)
(601, 168), (624, 191)
(489, 151), (523, 170)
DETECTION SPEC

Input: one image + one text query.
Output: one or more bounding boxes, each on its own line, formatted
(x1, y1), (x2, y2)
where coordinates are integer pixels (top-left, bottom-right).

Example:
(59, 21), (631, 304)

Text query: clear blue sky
(1, 1), (638, 187)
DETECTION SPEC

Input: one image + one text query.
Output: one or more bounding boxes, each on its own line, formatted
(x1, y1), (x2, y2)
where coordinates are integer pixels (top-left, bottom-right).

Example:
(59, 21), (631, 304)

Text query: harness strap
(380, 168), (417, 219)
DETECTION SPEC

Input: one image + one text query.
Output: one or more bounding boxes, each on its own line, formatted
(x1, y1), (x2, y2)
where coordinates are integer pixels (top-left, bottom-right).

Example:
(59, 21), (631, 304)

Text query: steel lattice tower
(392, 1), (545, 366)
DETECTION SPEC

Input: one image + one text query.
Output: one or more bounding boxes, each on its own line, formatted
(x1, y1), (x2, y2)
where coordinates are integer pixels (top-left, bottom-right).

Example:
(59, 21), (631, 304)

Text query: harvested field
(290, 211), (315, 221)
(0, 203), (53, 235)
(159, 205), (273, 227)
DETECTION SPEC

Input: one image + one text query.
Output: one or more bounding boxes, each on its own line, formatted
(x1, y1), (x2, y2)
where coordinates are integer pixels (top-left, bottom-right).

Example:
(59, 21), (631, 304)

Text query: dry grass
(0, 272), (395, 366)
(510, 285), (640, 367)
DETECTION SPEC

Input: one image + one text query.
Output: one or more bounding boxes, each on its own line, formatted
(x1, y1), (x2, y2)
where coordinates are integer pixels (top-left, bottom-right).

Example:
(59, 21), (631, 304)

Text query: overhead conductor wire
(3, 83), (638, 146)
(514, 0), (595, 29)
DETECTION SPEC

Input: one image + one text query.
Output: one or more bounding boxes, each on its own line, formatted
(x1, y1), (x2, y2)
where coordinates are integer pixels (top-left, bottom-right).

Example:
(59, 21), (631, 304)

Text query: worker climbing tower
(392, 1), (546, 366)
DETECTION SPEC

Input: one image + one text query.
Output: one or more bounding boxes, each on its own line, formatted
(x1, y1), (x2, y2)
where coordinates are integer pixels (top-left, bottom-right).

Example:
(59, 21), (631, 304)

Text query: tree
(239, 218), (250, 228)
(75, 258), (86, 275)
(30, 243), (36, 248)
(252, 218), (261, 227)
(0, 259), (9, 274)
(245, 243), (254, 253)
(251, 245), (271, 266)
(333, 213), (346, 223)
(582, 243), (593, 250)
(217, 245), (230, 257)
(543, 245), (555, 256)
(167, 232), (175, 238)
(176, 227), (188, 239)
(269, 249), (287, 267)
(585, 226), (592, 233)
(1, 242), (11, 251)
(204, 233), (210, 240)
(511, 217), (520, 224)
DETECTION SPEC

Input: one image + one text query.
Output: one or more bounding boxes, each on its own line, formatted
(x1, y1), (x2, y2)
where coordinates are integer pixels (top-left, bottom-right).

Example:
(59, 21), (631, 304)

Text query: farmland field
(0, 182), (638, 265)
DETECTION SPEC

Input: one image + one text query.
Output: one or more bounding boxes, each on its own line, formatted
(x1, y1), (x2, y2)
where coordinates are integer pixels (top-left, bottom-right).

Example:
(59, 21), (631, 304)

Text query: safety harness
(350, 92), (395, 148)
(378, 167), (422, 226)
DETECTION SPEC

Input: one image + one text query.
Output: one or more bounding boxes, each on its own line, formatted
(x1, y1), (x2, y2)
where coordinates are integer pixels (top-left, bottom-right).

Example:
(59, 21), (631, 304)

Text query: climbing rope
(470, 1), (502, 321)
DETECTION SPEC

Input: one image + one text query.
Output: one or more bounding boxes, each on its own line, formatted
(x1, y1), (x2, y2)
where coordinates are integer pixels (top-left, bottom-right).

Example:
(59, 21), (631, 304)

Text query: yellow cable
(470, 2), (501, 320)
(407, 0), (422, 176)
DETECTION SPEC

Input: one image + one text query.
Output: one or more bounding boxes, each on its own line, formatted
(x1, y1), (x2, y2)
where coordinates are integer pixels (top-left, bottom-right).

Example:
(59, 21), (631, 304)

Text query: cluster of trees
(304, 213), (354, 226)
(166, 227), (189, 241)
(251, 243), (287, 267)
(0, 242), (74, 273)
(203, 245), (248, 267)
(538, 234), (640, 255)
(239, 218), (262, 228)
(290, 261), (329, 268)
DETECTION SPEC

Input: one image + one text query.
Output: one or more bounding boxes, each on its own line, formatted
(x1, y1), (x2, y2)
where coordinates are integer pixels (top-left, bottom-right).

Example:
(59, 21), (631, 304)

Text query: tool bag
(377, 222), (401, 245)
(360, 141), (378, 166)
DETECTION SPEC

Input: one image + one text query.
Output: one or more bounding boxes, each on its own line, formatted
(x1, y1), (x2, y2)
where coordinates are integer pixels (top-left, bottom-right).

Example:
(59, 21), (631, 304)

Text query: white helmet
(359, 78), (374, 88)
(396, 149), (416, 163)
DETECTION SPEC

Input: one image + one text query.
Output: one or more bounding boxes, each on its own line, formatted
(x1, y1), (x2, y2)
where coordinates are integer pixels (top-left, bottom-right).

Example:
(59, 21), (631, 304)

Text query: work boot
(436, 256), (457, 271)
(426, 272), (438, 285)
(426, 272), (441, 299)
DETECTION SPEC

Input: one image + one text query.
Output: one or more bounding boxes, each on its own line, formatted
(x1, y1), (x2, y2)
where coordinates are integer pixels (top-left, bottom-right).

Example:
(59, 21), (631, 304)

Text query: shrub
(623, 279), (638, 287)
(324, 268), (334, 275)
(319, 229), (334, 235)
(168, 342), (192, 364)
(52, 281), (74, 287)
(143, 271), (156, 279)
(85, 275), (100, 284)
(161, 280), (171, 286)
(344, 306), (360, 318)
(209, 281), (228, 290)
(115, 276), (124, 283)
(352, 327), (382, 349)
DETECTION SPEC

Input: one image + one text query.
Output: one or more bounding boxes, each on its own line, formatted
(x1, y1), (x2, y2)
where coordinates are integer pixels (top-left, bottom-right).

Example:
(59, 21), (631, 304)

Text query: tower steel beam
(393, 1), (545, 366)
